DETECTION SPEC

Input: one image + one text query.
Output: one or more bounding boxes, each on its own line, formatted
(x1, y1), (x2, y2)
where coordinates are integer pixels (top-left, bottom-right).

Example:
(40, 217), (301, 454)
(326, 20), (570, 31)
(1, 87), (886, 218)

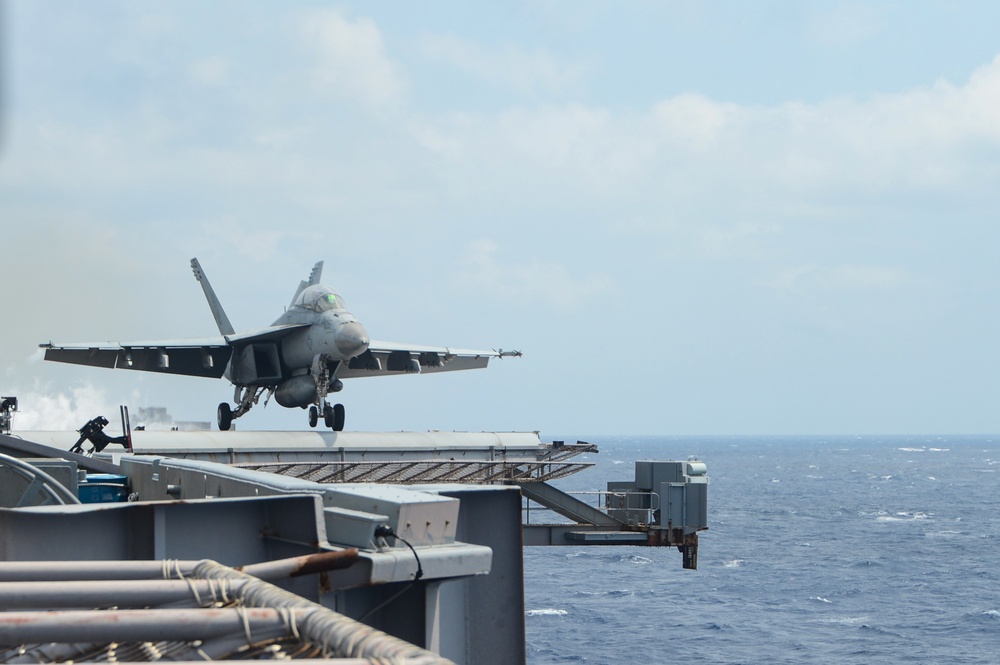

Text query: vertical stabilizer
(289, 261), (324, 306)
(190, 258), (236, 336)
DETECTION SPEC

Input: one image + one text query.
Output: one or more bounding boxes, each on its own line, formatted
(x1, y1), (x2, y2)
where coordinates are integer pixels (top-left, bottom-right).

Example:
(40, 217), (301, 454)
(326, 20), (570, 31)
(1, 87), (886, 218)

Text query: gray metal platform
(0, 426), (708, 664)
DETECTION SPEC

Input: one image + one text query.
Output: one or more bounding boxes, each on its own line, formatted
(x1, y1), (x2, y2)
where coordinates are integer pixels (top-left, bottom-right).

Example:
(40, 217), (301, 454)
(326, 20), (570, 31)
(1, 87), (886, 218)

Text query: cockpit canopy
(294, 285), (346, 312)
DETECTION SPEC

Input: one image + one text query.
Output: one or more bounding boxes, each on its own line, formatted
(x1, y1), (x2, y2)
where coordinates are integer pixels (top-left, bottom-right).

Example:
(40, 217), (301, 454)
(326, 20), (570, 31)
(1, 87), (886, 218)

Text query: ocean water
(523, 435), (1000, 664)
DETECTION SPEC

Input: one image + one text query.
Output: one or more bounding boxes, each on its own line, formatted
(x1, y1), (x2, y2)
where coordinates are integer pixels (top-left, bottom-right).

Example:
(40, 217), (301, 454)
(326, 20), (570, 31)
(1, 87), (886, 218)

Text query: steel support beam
(516, 482), (621, 528)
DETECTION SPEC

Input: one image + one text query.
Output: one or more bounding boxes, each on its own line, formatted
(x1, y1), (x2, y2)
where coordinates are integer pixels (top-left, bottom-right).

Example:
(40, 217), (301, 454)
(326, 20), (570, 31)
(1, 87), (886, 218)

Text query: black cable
(373, 524), (423, 580)
(358, 526), (424, 622)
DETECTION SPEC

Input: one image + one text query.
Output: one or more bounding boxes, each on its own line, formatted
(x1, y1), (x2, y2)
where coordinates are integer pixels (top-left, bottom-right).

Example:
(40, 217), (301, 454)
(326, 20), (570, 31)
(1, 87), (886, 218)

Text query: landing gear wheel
(333, 403), (345, 432)
(308, 405), (318, 428)
(323, 404), (335, 428)
(217, 403), (233, 431)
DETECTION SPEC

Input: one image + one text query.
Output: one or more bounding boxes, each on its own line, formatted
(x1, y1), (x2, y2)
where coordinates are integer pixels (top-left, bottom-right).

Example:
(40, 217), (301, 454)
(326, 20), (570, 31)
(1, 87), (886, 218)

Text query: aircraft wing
(341, 340), (520, 379)
(40, 324), (310, 379)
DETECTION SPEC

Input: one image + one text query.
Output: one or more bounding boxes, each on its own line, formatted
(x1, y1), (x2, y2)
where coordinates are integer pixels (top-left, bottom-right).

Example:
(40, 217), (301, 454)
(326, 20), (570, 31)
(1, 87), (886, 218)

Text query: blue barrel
(78, 473), (129, 503)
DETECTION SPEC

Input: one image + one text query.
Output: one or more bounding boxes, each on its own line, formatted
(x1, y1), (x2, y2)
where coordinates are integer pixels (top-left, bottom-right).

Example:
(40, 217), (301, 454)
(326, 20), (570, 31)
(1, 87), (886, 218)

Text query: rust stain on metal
(291, 549), (360, 577)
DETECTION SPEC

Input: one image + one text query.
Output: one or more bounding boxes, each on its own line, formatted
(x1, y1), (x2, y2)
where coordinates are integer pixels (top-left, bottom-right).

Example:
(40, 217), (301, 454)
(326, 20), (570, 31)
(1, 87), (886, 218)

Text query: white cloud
(700, 222), (782, 261)
(191, 56), (230, 86)
(455, 239), (617, 311)
(7, 382), (134, 431)
(807, 4), (880, 46)
(419, 33), (583, 94)
(651, 93), (737, 152)
(202, 217), (296, 262)
(763, 264), (911, 294)
(411, 53), (1000, 222)
(300, 9), (404, 107)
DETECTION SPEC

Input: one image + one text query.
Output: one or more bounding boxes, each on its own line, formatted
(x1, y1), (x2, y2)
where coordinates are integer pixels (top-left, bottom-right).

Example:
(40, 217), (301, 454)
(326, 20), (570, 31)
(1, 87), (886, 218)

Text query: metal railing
(522, 490), (659, 526)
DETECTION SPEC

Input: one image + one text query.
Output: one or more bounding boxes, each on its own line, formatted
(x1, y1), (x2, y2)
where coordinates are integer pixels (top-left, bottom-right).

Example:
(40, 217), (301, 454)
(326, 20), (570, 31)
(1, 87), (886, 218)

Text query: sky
(1, 1), (999, 436)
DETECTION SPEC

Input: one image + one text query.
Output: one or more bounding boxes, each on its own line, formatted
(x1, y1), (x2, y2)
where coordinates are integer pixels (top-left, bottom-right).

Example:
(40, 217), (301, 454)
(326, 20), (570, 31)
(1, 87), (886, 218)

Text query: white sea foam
(817, 616), (870, 625)
(925, 530), (962, 539)
(876, 511), (931, 523)
(811, 596), (832, 603)
(723, 559), (745, 568)
(525, 609), (568, 617)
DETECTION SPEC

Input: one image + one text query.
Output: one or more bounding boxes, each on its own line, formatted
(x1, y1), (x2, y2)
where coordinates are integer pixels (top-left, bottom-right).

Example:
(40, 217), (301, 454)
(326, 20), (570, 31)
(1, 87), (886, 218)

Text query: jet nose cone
(336, 321), (370, 358)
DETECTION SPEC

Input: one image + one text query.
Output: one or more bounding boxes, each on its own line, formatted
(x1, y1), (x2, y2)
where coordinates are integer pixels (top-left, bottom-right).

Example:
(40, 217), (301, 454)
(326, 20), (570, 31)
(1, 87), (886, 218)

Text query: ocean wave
(525, 609), (568, 617)
(848, 560), (881, 568)
(571, 589), (640, 599)
(924, 530), (963, 539)
(858, 623), (906, 638)
(875, 511), (931, 523)
(620, 554), (653, 565)
(815, 616), (870, 625)
(701, 622), (733, 631)
(523, 435), (1000, 663)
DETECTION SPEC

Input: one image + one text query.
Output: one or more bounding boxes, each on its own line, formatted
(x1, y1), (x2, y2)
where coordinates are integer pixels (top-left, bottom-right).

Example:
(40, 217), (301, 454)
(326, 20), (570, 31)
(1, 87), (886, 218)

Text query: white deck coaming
(21, 430), (545, 461)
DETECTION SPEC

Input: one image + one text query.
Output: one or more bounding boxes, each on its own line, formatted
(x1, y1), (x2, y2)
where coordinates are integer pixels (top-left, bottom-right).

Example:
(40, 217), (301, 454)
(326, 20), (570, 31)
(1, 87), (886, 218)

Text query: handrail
(522, 489), (659, 527)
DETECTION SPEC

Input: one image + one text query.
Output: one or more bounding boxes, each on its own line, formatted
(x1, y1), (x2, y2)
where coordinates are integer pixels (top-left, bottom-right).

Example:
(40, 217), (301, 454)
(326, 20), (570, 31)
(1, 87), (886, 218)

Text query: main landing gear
(216, 395), (346, 432)
(218, 402), (234, 431)
(217, 385), (266, 431)
(216, 356), (346, 432)
(309, 402), (345, 431)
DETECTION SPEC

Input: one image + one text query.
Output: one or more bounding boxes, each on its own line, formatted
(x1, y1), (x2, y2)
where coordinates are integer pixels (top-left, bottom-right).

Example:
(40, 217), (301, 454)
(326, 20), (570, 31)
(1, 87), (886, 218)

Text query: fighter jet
(41, 258), (519, 431)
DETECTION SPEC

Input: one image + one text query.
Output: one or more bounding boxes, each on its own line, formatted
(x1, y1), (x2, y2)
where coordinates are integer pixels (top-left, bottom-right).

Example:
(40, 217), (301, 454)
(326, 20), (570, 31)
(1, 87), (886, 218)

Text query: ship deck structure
(0, 409), (708, 664)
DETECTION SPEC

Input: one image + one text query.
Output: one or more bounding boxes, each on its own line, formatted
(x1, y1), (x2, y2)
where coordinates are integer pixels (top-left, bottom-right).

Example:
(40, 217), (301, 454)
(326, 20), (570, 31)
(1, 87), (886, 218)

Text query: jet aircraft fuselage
(41, 259), (518, 431)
